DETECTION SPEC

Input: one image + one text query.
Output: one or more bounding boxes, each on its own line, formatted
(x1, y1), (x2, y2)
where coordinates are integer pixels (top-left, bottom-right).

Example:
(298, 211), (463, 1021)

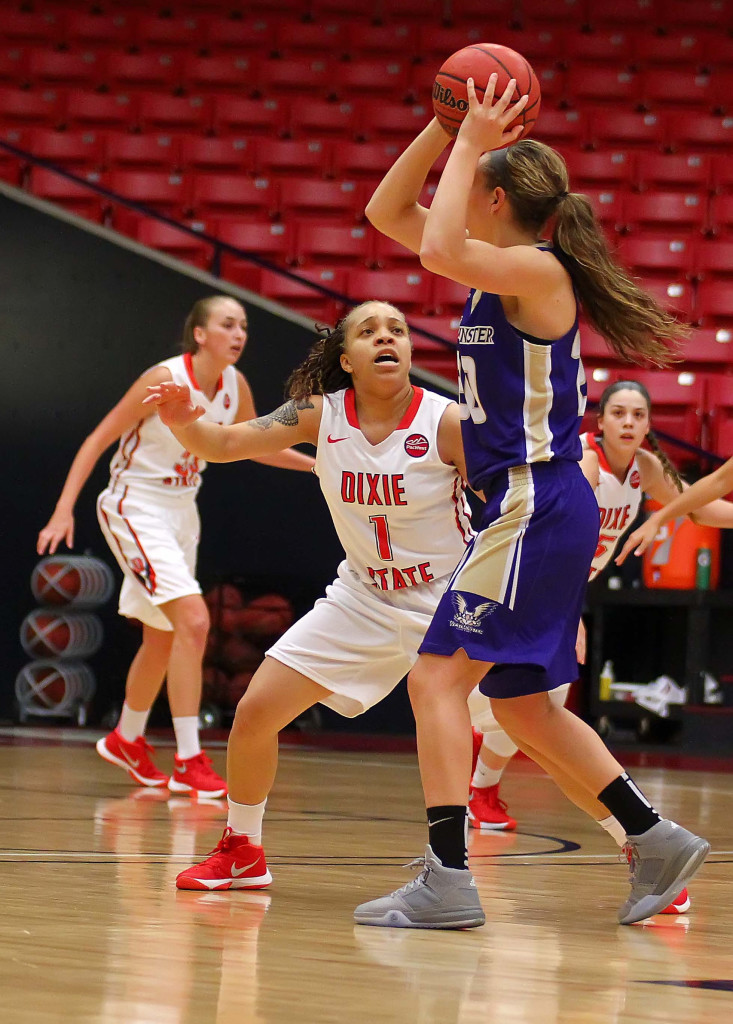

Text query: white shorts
(97, 486), (201, 632)
(267, 564), (458, 718)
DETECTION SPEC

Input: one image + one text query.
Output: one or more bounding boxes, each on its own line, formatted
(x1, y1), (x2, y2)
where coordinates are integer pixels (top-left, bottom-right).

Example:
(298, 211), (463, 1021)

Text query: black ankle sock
(427, 805), (468, 869)
(598, 773), (662, 837)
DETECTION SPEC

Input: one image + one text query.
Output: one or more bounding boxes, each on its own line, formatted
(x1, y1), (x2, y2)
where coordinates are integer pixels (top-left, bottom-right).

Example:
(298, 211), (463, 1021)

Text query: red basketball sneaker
(468, 784), (517, 831)
(471, 728), (483, 778)
(176, 828), (272, 890)
(659, 887), (691, 914)
(168, 751), (227, 799)
(96, 729), (169, 787)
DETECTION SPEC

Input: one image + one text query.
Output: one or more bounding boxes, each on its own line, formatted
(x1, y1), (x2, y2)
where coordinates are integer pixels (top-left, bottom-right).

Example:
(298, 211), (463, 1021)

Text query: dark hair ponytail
(286, 317), (352, 400)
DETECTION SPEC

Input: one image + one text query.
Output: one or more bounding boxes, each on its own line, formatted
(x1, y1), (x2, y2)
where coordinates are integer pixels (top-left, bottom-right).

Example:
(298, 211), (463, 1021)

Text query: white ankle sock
(598, 814), (626, 847)
(471, 757), (503, 790)
(227, 796), (267, 845)
(117, 703), (150, 744)
(172, 716), (201, 760)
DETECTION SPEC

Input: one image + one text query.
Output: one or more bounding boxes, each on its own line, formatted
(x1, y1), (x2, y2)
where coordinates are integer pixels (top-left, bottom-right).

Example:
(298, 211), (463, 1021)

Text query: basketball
(432, 43), (541, 140)
(31, 555), (114, 608)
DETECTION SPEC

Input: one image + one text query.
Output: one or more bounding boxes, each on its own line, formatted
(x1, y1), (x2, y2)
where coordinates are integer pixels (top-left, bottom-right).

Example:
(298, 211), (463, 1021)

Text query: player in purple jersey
(355, 74), (708, 929)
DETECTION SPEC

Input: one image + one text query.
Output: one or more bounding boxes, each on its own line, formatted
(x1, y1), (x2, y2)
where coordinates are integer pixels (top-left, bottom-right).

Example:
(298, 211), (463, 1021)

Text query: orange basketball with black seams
(432, 43), (541, 140)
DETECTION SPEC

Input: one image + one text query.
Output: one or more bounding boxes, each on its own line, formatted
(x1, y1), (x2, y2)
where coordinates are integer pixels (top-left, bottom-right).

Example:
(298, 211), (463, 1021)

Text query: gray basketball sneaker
(618, 819), (710, 925)
(353, 845), (486, 930)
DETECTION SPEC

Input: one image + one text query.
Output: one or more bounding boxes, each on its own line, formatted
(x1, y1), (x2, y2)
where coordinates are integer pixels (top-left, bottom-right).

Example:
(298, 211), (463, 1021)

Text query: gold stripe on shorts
(454, 466), (535, 610)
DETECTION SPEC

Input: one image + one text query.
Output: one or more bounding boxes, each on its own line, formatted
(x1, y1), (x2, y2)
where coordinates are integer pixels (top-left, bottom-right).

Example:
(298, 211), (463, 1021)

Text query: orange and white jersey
(581, 432), (643, 579)
(108, 353), (239, 499)
(315, 387), (474, 592)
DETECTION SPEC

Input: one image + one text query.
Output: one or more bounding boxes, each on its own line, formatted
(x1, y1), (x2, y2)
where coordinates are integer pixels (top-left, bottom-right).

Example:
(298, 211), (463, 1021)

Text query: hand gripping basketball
(144, 381), (206, 428)
(460, 74), (528, 151)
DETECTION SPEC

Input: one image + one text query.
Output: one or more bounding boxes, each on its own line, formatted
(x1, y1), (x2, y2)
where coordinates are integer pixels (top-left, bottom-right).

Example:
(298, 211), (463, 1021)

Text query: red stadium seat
(217, 219), (296, 276)
(432, 277), (470, 316)
(191, 174), (279, 218)
(27, 128), (104, 172)
(680, 328), (733, 368)
(372, 233), (421, 269)
(105, 53), (181, 92)
(706, 374), (733, 455)
(562, 29), (634, 66)
(287, 98), (355, 138)
(563, 149), (633, 190)
(333, 60), (413, 101)
(622, 191), (706, 233)
(278, 178), (364, 221)
(293, 221), (370, 266)
(407, 314), (460, 350)
(0, 86), (61, 127)
(577, 187), (624, 230)
(499, 27), (566, 64)
(533, 108), (585, 148)
(205, 16), (277, 53)
(347, 268), (433, 314)
(0, 10), (63, 44)
(417, 25), (486, 64)
(666, 112), (733, 151)
(107, 169), (190, 219)
(331, 140), (403, 181)
(104, 132), (180, 171)
(634, 31), (707, 68)
(641, 277), (695, 321)
(134, 219), (213, 269)
(641, 69), (715, 111)
(708, 194), (733, 235)
(343, 21), (417, 57)
(697, 279), (733, 326)
(180, 54), (257, 94)
(257, 58), (331, 97)
(63, 90), (138, 131)
(519, 0), (585, 23)
(585, 108), (666, 149)
(132, 14), (203, 49)
(28, 165), (107, 221)
(178, 135), (252, 174)
(357, 100), (433, 141)
(695, 240), (733, 280)
(63, 11), (136, 49)
(257, 266), (348, 324)
(634, 152), (711, 193)
(253, 138), (331, 178)
(137, 94), (211, 133)
(28, 49), (105, 89)
(617, 368), (705, 447)
(211, 95), (288, 137)
(0, 127), (26, 184)
(662, 0), (731, 29)
(618, 236), (695, 278)
(565, 65), (639, 107)
(585, 0), (661, 28)
(0, 46), (29, 87)
(276, 20), (346, 58)
(703, 33), (733, 69)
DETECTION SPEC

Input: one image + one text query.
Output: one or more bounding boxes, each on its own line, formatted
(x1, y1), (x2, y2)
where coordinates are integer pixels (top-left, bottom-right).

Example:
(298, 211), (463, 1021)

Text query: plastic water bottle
(600, 660), (615, 702)
(695, 547), (712, 590)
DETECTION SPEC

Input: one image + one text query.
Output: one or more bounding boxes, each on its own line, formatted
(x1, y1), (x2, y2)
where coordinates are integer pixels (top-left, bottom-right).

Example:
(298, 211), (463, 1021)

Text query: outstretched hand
(37, 510), (74, 556)
(143, 381), (205, 429)
(458, 73), (529, 152)
(615, 516), (661, 566)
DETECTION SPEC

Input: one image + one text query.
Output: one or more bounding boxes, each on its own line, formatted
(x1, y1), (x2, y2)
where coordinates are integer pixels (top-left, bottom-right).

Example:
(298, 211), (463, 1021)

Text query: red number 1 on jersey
(369, 515), (394, 560)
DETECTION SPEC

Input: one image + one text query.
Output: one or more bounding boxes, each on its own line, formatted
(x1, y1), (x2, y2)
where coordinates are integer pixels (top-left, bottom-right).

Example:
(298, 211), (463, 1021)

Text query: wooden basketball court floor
(1, 729), (732, 1024)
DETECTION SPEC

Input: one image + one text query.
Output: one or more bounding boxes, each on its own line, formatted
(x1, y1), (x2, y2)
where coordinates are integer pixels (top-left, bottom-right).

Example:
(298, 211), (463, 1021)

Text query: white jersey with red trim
(107, 353), (239, 499)
(581, 432), (643, 579)
(315, 387), (474, 592)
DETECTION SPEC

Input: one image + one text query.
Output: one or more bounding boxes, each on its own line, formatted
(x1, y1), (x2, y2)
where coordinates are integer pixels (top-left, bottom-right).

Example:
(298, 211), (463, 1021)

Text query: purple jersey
(457, 266), (587, 491)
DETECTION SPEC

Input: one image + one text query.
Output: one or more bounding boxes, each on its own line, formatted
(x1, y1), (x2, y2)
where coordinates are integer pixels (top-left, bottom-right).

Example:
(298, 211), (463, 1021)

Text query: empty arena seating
(4, 0), (733, 420)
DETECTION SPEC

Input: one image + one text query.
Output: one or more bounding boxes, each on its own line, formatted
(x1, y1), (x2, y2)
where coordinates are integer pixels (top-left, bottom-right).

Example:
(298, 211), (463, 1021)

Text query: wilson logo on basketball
(432, 82), (468, 113)
(630, 470), (641, 489)
(404, 434), (429, 458)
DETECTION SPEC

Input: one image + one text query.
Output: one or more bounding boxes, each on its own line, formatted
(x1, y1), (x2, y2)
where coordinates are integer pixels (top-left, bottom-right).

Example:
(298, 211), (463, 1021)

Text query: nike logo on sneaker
(121, 750), (141, 768)
(327, 435), (348, 443)
(176, 764), (187, 774)
(231, 860), (260, 877)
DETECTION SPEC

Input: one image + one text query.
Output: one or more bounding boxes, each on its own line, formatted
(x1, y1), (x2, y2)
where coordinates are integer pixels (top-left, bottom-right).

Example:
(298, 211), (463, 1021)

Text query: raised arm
(364, 118), (451, 255)
(638, 447), (733, 529)
(617, 455), (733, 564)
(234, 372), (315, 472)
(144, 381), (322, 462)
(37, 365), (172, 555)
(436, 401), (485, 499)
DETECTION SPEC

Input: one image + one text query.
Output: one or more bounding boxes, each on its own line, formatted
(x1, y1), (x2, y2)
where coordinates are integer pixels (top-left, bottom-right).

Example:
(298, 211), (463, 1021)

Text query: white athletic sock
(227, 796), (267, 845)
(117, 703), (150, 744)
(598, 814), (627, 847)
(471, 757), (504, 790)
(172, 716), (201, 760)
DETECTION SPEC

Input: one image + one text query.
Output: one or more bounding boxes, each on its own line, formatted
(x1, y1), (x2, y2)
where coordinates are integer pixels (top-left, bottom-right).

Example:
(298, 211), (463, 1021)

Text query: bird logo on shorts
(449, 592), (498, 634)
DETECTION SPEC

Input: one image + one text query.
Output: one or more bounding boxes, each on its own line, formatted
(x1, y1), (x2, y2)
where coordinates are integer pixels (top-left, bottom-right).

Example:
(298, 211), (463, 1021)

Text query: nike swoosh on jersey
(327, 435), (349, 443)
(231, 860), (260, 877)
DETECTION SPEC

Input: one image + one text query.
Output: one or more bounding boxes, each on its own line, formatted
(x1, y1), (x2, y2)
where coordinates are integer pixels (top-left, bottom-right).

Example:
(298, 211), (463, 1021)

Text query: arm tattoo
(249, 398), (314, 431)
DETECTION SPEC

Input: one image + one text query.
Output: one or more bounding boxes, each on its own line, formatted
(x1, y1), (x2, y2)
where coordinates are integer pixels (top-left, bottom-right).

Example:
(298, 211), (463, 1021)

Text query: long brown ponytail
(485, 141), (687, 367)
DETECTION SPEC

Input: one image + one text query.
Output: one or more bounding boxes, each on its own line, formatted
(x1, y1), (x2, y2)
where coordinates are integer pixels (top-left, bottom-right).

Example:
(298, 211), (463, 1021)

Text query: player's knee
(230, 692), (274, 740)
(175, 606), (210, 650)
